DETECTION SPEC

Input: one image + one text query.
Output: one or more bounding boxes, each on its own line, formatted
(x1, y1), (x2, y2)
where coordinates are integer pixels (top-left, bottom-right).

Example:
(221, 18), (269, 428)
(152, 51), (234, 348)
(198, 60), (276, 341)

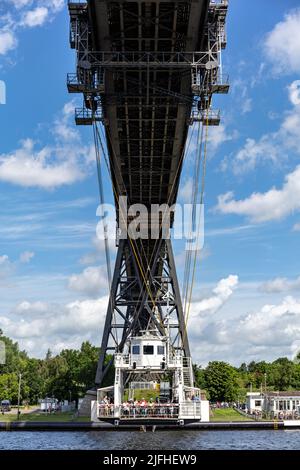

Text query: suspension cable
(182, 120), (204, 318)
(182, 101), (210, 344)
(93, 121), (166, 334)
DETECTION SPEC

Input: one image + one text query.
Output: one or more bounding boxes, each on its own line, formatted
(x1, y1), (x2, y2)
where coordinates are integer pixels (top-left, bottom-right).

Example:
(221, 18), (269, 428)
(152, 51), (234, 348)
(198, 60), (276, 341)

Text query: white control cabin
(93, 332), (210, 425)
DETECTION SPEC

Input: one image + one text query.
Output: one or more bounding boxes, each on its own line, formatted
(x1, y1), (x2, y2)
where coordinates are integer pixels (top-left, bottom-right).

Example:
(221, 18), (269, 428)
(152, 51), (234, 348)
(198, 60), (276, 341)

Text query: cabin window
(255, 400), (261, 407)
(143, 345), (154, 355)
(132, 345), (140, 355)
(157, 345), (165, 355)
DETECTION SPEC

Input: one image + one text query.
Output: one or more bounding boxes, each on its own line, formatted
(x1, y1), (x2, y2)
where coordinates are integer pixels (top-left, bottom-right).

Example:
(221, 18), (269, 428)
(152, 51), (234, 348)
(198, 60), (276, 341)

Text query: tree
(271, 358), (295, 390)
(204, 361), (239, 402)
(193, 364), (206, 389)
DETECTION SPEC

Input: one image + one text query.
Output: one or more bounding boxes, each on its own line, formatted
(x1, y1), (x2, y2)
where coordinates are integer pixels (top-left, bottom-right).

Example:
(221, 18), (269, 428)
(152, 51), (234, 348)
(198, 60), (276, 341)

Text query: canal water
(0, 430), (300, 450)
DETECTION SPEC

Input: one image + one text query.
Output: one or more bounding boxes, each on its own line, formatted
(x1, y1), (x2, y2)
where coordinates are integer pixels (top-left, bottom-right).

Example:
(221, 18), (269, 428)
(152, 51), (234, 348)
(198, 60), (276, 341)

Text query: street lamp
(17, 373), (22, 420)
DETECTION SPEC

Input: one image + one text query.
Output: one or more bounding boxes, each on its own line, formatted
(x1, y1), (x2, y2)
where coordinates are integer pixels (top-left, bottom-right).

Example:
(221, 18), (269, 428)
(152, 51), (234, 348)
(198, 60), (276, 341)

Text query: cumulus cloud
(19, 251), (35, 263)
(288, 80), (300, 106)
(0, 30), (17, 55)
(0, 103), (94, 189)
(0, 138), (85, 189)
(189, 296), (300, 365)
(68, 266), (108, 296)
(230, 136), (280, 174)
(21, 7), (49, 27)
(222, 80), (300, 175)
(264, 8), (300, 75)
(188, 275), (238, 331)
(0, 1), (65, 57)
(207, 124), (236, 152)
(0, 296), (108, 357)
(215, 165), (300, 223)
(260, 277), (300, 294)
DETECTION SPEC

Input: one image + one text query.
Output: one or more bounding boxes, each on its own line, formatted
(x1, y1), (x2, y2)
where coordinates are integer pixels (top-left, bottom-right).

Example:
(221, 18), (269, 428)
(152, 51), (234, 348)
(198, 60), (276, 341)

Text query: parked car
(1, 399), (11, 412)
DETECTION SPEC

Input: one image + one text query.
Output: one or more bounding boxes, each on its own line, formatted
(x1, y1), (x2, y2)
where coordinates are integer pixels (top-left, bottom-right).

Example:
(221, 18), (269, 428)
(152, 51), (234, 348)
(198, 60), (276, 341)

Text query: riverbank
(0, 411), (89, 423)
(0, 407), (246, 423)
(210, 407), (251, 422)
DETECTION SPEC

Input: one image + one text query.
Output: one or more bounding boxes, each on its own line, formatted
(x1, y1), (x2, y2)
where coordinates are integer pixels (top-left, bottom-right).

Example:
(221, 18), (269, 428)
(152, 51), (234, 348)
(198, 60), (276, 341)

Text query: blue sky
(1, 0), (300, 365)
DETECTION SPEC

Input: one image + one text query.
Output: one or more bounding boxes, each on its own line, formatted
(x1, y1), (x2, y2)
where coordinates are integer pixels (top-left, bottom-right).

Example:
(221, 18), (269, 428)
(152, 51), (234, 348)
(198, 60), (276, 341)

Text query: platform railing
(98, 404), (180, 419)
(76, 50), (220, 69)
(180, 402), (201, 418)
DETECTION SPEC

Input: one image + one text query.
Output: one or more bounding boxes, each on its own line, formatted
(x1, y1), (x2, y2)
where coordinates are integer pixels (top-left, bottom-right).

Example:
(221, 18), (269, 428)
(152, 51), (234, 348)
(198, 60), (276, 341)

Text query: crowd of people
(98, 396), (180, 418)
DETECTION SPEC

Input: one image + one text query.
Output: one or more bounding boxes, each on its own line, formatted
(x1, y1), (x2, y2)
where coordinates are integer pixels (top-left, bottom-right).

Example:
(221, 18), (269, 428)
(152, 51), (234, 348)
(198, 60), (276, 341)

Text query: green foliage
(204, 361), (239, 402)
(2, 327), (300, 406)
(0, 330), (102, 405)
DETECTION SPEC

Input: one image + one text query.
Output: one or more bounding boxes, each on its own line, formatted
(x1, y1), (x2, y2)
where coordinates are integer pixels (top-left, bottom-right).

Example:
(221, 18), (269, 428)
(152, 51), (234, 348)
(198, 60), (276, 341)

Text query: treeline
(0, 330), (113, 404)
(1, 329), (300, 404)
(194, 356), (300, 402)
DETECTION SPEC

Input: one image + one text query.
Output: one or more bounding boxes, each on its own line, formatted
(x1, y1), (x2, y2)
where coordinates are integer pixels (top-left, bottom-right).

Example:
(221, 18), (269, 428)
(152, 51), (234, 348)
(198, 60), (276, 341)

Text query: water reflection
(0, 430), (300, 450)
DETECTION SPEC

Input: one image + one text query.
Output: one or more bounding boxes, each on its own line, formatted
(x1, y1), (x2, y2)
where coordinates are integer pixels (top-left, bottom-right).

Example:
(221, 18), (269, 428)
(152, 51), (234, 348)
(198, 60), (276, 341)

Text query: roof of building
(266, 391), (300, 398)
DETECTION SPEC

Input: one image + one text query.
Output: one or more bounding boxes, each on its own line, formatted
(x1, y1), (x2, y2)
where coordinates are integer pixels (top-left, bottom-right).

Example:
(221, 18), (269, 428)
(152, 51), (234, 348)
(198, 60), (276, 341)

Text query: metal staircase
(182, 357), (194, 388)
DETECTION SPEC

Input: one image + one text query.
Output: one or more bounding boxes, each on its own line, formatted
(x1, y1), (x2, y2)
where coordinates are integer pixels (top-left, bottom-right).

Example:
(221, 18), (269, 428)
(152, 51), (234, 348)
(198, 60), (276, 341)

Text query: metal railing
(210, 0), (229, 7)
(98, 404), (180, 419)
(68, 0), (87, 5)
(67, 72), (104, 91)
(98, 401), (201, 419)
(75, 107), (103, 123)
(76, 50), (221, 69)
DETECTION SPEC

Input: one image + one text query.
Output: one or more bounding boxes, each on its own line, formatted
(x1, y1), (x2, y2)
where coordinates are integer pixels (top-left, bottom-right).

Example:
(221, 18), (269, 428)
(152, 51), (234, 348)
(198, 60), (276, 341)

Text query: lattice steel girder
(77, 50), (220, 69)
(95, 238), (190, 386)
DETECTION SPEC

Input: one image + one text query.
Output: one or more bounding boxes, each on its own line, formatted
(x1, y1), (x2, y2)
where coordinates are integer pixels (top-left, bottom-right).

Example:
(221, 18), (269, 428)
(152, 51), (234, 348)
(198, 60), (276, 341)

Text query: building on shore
(246, 391), (300, 418)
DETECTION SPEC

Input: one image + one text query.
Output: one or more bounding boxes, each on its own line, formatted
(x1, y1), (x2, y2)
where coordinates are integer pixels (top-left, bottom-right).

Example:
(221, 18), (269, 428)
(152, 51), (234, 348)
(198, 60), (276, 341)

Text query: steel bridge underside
(88, 0), (209, 211)
(70, 1), (217, 383)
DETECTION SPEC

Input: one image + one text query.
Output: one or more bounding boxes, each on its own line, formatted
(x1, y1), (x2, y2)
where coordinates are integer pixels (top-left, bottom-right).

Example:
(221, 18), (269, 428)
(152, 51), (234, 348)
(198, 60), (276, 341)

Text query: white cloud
(264, 8), (300, 75)
(223, 80), (300, 175)
(215, 165), (300, 223)
(189, 295), (300, 365)
(0, 104), (94, 189)
(0, 30), (17, 55)
(260, 277), (300, 294)
(207, 124), (235, 152)
(178, 177), (193, 203)
(0, 138), (85, 188)
(19, 251), (35, 263)
(0, 295), (108, 356)
(45, 0), (64, 13)
(241, 97), (252, 115)
(231, 136), (280, 174)
(22, 7), (48, 27)
(0, 254), (14, 279)
(288, 80), (300, 106)
(189, 274), (238, 323)
(53, 102), (79, 142)
(14, 300), (48, 315)
(68, 266), (108, 296)
(9, 1), (33, 8)
(0, 1), (65, 57)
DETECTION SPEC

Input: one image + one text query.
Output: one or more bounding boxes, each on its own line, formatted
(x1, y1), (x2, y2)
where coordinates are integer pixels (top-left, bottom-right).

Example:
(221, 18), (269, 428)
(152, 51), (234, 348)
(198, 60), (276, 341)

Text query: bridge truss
(67, 0), (229, 386)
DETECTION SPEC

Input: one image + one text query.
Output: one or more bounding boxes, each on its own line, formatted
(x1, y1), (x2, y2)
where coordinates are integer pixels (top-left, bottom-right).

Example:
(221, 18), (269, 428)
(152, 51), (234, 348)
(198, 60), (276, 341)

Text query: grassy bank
(210, 407), (252, 422)
(0, 412), (90, 423)
(1, 407), (251, 423)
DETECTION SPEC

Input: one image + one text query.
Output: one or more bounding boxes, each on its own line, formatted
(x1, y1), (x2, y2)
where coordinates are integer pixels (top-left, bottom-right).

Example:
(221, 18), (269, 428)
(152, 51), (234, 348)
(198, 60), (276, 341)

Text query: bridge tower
(67, 0), (229, 423)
